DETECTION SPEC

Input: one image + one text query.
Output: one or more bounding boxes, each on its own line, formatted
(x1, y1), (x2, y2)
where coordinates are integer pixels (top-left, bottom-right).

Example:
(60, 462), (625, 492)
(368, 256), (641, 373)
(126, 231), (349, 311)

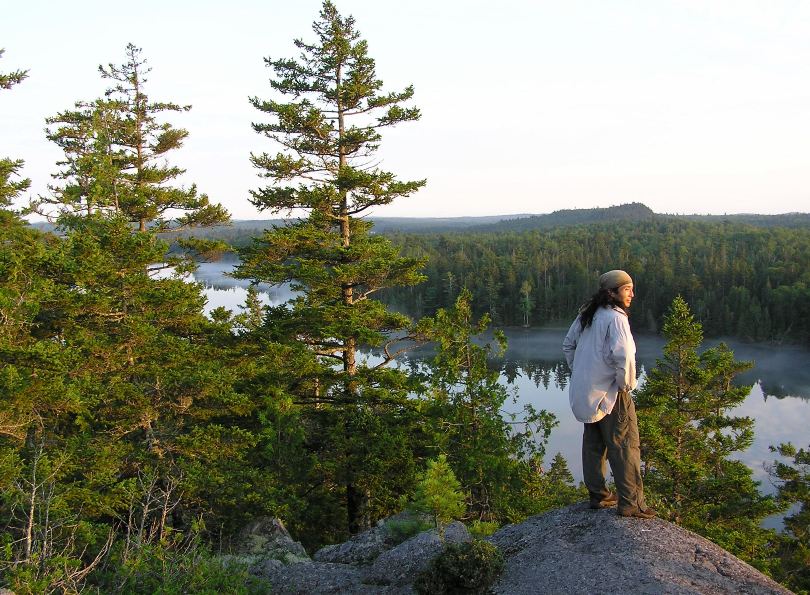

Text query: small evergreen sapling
(412, 455), (466, 540)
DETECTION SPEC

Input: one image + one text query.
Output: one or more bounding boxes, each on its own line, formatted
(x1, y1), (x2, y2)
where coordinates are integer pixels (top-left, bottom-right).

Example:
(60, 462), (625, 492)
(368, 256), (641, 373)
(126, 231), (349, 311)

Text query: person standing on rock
(562, 269), (656, 519)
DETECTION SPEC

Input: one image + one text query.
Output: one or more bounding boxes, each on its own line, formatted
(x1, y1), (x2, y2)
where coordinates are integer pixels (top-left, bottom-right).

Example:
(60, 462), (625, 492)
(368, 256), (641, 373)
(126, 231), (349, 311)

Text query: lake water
(193, 259), (810, 506)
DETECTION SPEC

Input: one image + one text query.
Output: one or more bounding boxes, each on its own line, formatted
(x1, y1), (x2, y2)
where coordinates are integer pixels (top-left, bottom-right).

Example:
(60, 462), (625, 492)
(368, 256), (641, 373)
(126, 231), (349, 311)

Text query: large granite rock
(487, 502), (792, 595)
(314, 511), (432, 565)
(238, 505), (791, 594)
(251, 517), (469, 594)
(233, 517), (310, 565)
(362, 521), (471, 586)
(249, 560), (372, 594)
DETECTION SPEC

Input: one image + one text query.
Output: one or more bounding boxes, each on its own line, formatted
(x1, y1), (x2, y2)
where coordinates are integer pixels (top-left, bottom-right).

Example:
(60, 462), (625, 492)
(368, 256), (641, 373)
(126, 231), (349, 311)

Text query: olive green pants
(582, 390), (647, 512)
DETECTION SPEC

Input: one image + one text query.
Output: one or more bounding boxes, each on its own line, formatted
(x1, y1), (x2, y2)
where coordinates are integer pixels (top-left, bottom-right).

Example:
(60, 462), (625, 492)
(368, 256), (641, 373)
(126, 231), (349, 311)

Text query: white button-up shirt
(562, 305), (637, 423)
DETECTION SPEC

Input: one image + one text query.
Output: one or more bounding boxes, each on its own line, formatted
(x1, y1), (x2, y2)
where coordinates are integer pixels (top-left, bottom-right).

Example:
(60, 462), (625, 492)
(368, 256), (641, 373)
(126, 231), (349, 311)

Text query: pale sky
(3, 0), (810, 220)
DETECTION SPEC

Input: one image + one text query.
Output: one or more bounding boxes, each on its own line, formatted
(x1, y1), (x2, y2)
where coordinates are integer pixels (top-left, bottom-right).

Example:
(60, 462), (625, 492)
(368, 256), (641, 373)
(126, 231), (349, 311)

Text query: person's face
(611, 283), (634, 309)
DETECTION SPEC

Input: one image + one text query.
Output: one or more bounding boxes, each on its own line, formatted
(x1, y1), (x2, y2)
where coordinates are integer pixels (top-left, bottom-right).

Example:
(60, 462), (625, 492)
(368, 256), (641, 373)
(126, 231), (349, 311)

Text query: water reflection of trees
(502, 358), (570, 391)
(759, 381), (810, 401)
(496, 358), (810, 401)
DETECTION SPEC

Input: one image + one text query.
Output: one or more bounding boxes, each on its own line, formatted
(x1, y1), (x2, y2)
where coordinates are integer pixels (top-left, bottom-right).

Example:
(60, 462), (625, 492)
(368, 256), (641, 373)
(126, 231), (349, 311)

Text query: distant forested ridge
(130, 202), (810, 247)
(382, 219), (810, 345)
(146, 203), (810, 344)
(463, 202), (657, 233)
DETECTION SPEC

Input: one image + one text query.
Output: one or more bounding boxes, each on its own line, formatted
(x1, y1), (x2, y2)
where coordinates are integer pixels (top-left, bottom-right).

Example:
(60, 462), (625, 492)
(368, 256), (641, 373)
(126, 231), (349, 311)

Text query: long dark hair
(578, 288), (620, 331)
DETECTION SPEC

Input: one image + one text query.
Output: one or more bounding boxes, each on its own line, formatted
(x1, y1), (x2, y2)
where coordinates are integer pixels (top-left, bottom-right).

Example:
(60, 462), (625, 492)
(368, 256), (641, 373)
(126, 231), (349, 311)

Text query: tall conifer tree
(0, 47), (255, 589)
(35, 44), (229, 235)
(770, 442), (810, 592)
(420, 289), (557, 523)
(636, 296), (778, 565)
(237, 1), (427, 533)
(0, 49), (29, 211)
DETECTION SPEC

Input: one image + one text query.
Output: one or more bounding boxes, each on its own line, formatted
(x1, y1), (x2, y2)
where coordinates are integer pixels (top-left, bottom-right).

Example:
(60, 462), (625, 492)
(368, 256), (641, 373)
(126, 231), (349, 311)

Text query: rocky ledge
(235, 503), (792, 594)
(488, 503), (791, 595)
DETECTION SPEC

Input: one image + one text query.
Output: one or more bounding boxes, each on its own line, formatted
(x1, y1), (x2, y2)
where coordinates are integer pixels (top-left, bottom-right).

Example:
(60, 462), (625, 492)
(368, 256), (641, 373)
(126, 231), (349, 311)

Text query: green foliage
(35, 43), (229, 239)
(0, 49), (30, 210)
(637, 296), (779, 567)
(770, 443), (810, 593)
(468, 520), (500, 539)
(377, 220), (810, 345)
(419, 289), (558, 524)
(384, 516), (433, 545)
(93, 534), (269, 595)
(0, 157), (30, 212)
(516, 453), (588, 515)
(236, 0), (428, 534)
(412, 455), (466, 538)
(413, 540), (505, 595)
(0, 48), (27, 90)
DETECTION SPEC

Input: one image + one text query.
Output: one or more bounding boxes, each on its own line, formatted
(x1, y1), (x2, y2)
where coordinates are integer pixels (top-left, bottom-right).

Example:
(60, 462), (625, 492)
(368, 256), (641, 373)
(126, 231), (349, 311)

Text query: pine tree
(38, 99), (122, 217)
(0, 49), (29, 210)
(236, 1), (427, 533)
(412, 455), (466, 539)
(421, 289), (557, 523)
(636, 296), (778, 565)
(35, 44), (229, 236)
(519, 280), (533, 327)
(769, 443), (810, 593)
(0, 47), (260, 588)
(0, 49), (114, 590)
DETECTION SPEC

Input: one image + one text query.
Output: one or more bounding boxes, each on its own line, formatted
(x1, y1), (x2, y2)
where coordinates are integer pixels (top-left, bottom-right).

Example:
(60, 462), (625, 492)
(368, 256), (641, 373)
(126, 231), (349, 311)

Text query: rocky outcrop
(362, 521), (470, 587)
(238, 504), (791, 594)
(313, 511), (431, 565)
(250, 520), (471, 594)
(232, 516), (310, 565)
(487, 502), (791, 595)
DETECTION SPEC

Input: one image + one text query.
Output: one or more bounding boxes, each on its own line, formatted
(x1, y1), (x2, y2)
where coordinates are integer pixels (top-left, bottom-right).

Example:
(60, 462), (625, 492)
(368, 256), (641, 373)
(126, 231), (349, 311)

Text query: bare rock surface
(240, 505), (791, 594)
(250, 560), (373, 594)
(250, 517), (468, 594)
(362, 521), (471, 586)
(234, 516), (310, 565)
(487, 502), (792, 595)
(314, 511), (431, 565)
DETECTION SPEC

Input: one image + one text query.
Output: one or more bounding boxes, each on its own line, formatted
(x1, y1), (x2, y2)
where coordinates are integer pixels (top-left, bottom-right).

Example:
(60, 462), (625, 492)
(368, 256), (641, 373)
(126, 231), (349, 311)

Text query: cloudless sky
(3, 0), (810, 220)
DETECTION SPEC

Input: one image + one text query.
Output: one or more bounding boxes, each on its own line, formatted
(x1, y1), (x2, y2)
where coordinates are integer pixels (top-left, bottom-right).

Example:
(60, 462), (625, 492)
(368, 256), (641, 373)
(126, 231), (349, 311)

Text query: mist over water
(195, 261), (810, 497)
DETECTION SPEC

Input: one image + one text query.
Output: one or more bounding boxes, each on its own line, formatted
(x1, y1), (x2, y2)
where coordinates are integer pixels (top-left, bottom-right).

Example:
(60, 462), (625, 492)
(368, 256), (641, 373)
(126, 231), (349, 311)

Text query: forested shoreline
(171, 215), (810, 345)
(2, 3), (810, 593)
(382, 220), (810, 345)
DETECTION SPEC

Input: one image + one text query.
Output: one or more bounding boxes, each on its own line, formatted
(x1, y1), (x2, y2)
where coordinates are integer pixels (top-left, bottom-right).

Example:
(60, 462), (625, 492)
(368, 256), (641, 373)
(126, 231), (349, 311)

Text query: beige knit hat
(599, 269), (632, 290)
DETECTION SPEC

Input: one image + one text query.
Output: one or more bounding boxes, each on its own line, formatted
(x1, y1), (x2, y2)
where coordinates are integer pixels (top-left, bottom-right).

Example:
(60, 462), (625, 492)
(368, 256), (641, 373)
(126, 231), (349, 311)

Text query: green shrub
(384, 516), (433, 545)
(93, 537), (270, 594)
(468, 520), (500, 539)
(413, 540), (504, 594)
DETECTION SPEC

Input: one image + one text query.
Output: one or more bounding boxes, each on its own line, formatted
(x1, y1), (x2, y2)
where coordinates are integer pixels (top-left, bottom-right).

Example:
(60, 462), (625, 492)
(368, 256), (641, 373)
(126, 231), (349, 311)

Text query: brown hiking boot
(618, 506), (657, 519)
(589, 492), (618, 509)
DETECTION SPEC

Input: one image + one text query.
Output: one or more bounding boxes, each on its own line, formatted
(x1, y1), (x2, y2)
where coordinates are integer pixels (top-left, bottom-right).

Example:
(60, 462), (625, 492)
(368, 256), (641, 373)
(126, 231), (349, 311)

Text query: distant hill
(464, 202), (656, 233)
(26, 203), (810, 239)
(366, 215), (530, 233)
